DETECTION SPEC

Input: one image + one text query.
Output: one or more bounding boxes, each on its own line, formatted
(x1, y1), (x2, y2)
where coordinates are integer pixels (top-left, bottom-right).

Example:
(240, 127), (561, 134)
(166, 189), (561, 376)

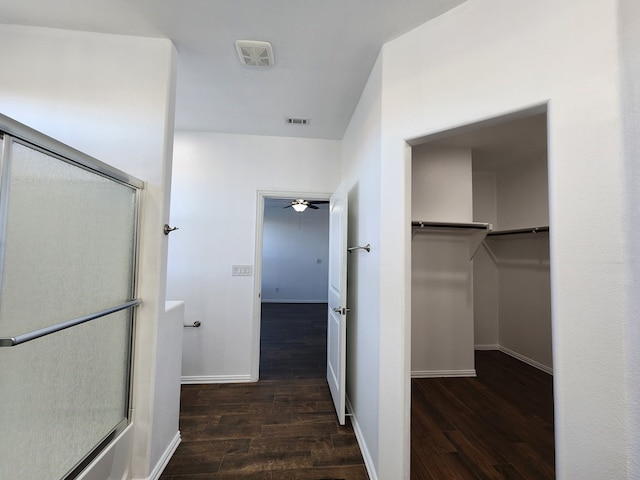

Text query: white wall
(411, 233), (475, 376)
(411, 145), (476, 376)
(487, 235), (553, 370)
(150, 301), (184, 477)
(473, 152), (552, 370)
(619, 0), (640, 477)
(167, 132), (340, 382)
(343, 0), (634, 477)
(473, 172), (499, 346)
(0, 25), (177, 480)
(342, 55), (383, 479)
(412, 146), (473, 222)
(495, 154), (549, 230)
(261, 203), (329, 303)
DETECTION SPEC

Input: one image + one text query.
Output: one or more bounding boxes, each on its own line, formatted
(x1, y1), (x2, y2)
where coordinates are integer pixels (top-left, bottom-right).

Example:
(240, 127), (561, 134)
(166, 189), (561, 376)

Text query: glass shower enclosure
(0, 114), (142, 480)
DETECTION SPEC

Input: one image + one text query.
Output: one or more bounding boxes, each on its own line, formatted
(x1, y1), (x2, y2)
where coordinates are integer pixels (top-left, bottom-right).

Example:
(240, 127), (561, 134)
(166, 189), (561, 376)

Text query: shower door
(0, 115), (142, 480)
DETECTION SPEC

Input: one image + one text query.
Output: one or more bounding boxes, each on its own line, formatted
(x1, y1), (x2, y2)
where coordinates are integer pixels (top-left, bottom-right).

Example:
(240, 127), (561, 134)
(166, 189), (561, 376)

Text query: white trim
(411, 369), (477, 378)
(181, 374), (253, 384)
(261, 298), (328, 304)
(76, 424), (133, 480)
(147, 431), (181, 480)
(474, 345), (553, 375)
(346, 396), (378, 480)
(497, 346), (553, 375)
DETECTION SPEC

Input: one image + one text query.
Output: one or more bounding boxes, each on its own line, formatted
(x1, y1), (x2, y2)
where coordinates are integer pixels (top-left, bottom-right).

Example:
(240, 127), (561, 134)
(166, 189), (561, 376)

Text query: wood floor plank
(165, 472), (273, 480)
(219, 450), (314, 473)
(271, 465), (369, 479)
(411, 351), (555, 479)
(249, 435), (334, 454)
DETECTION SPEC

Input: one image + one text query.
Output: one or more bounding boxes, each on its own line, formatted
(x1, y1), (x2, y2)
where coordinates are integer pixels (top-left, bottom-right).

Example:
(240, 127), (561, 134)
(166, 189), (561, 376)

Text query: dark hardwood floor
(160, 303), (368, 480)
(162, 306), (553, 479)
(411, 350), (555, 479)
(260, 303), (328, 379)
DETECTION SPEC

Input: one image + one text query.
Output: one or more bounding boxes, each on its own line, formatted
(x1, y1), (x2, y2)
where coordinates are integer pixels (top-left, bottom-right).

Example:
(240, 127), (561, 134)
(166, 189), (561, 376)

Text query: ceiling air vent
(286, 117), (310, 125)
(235, 40), (274, 67)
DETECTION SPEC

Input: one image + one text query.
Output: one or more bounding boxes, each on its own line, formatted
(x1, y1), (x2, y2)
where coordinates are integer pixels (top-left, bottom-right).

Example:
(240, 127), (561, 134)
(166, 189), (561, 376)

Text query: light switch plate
(232, 265), (253, 276)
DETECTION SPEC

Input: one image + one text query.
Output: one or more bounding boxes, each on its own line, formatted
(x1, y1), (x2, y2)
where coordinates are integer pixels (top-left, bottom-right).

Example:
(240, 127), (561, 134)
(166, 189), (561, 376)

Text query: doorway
(408, 107), (555, 477)
(253, 193), (331, 380)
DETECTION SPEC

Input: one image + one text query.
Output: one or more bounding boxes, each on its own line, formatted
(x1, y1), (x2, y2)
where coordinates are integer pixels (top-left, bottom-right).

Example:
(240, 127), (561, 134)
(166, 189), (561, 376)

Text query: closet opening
(409, 106), (555, 478)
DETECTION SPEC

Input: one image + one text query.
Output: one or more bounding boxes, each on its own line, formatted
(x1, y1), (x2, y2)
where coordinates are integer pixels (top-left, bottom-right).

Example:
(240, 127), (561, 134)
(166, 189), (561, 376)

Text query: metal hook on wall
(348, 244), (371, 253)
(164, 224), (179, 235)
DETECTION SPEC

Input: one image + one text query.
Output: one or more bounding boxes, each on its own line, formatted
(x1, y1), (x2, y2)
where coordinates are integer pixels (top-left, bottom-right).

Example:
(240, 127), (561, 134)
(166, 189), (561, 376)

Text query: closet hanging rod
(411, 221), (491, 230)
(487, 226), (549, 237)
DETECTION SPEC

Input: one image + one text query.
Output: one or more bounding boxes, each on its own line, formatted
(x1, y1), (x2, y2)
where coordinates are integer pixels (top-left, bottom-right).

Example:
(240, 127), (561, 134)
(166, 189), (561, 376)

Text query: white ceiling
(415, 112), (548, 171)
(0, 0), (467, 139)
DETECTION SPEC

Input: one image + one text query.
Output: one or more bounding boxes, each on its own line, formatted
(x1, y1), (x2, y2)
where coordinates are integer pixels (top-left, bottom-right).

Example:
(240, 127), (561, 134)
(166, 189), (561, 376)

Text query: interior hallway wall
(342, 54), (383, 479)
(337, 0), (636, 477)
(619, 0), (640, 476)
(167, 132), (340, 382)
(0, 24), (177, 480)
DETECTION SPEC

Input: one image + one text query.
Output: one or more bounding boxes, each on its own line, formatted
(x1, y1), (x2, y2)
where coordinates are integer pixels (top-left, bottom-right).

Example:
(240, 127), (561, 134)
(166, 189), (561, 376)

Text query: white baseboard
(181, 374), (253, 384)
(474, 345), (553, 375)
(497, 346), (553, 375)
(346, 396), (378, 480)
(411, 369), (476, 378)
(474, 344), (500, 351)
(147, 431), (181, 480)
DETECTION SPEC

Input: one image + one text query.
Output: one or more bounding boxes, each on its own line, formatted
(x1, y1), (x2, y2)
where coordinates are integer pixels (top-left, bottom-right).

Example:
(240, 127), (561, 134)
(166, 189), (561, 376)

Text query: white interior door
(327, 185), (348, 425)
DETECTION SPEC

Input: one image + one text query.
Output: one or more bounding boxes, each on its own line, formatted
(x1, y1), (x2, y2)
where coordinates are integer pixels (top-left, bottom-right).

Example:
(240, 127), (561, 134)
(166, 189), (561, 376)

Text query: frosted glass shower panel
(0, 309), (132, 480)
(0, 140), (137, 337)
(0, 126), (140, 480)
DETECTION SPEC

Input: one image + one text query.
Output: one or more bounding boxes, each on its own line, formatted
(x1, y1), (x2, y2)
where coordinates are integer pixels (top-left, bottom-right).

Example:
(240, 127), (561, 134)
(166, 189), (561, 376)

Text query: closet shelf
(411, 221), (491, 231)
(411, 221), (491, 260)
(487, 226), (549, 237)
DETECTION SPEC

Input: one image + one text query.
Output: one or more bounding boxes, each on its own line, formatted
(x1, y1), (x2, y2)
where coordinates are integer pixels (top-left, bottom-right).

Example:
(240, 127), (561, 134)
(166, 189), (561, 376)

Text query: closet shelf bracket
(468, 230), (490, 260)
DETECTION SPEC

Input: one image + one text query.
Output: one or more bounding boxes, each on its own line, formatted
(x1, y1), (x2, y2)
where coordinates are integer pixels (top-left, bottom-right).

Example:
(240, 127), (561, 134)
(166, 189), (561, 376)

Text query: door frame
(405, 103), (553, 475)
(251, 190), (332, 381)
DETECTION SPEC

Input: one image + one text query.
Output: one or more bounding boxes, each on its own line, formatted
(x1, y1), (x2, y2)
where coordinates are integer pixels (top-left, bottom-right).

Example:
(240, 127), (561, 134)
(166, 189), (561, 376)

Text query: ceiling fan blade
(308, 204), (319, 209)
(308, 200), (329, 205)
(283, 205), (292, 209)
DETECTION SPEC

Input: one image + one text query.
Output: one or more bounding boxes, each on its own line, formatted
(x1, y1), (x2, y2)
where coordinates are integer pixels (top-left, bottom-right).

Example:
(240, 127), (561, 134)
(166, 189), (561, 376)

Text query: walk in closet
(410, 111), (552, 377)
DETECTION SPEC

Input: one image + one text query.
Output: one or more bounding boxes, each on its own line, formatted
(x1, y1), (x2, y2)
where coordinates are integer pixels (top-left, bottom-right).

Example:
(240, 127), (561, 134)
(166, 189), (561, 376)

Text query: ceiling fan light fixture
(235, 40), (274, 67)
(292, 202), (308, 212)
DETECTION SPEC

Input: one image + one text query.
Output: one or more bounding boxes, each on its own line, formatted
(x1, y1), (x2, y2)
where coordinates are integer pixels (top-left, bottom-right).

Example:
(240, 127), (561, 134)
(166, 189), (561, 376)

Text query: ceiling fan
(283, 199), (329, 212)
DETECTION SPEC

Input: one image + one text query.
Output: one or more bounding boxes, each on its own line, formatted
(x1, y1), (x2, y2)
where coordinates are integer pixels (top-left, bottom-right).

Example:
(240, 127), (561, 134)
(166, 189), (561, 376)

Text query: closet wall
(411, 112), (552, 377)
(474, 140), (552, 372)
(411, 146), (478, 377)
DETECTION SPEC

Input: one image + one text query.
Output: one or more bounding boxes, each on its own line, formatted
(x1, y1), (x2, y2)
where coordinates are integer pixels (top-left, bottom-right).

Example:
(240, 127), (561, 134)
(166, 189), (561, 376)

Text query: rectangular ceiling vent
(235, 40), (274, 67)
(286, 117), (310, 125)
